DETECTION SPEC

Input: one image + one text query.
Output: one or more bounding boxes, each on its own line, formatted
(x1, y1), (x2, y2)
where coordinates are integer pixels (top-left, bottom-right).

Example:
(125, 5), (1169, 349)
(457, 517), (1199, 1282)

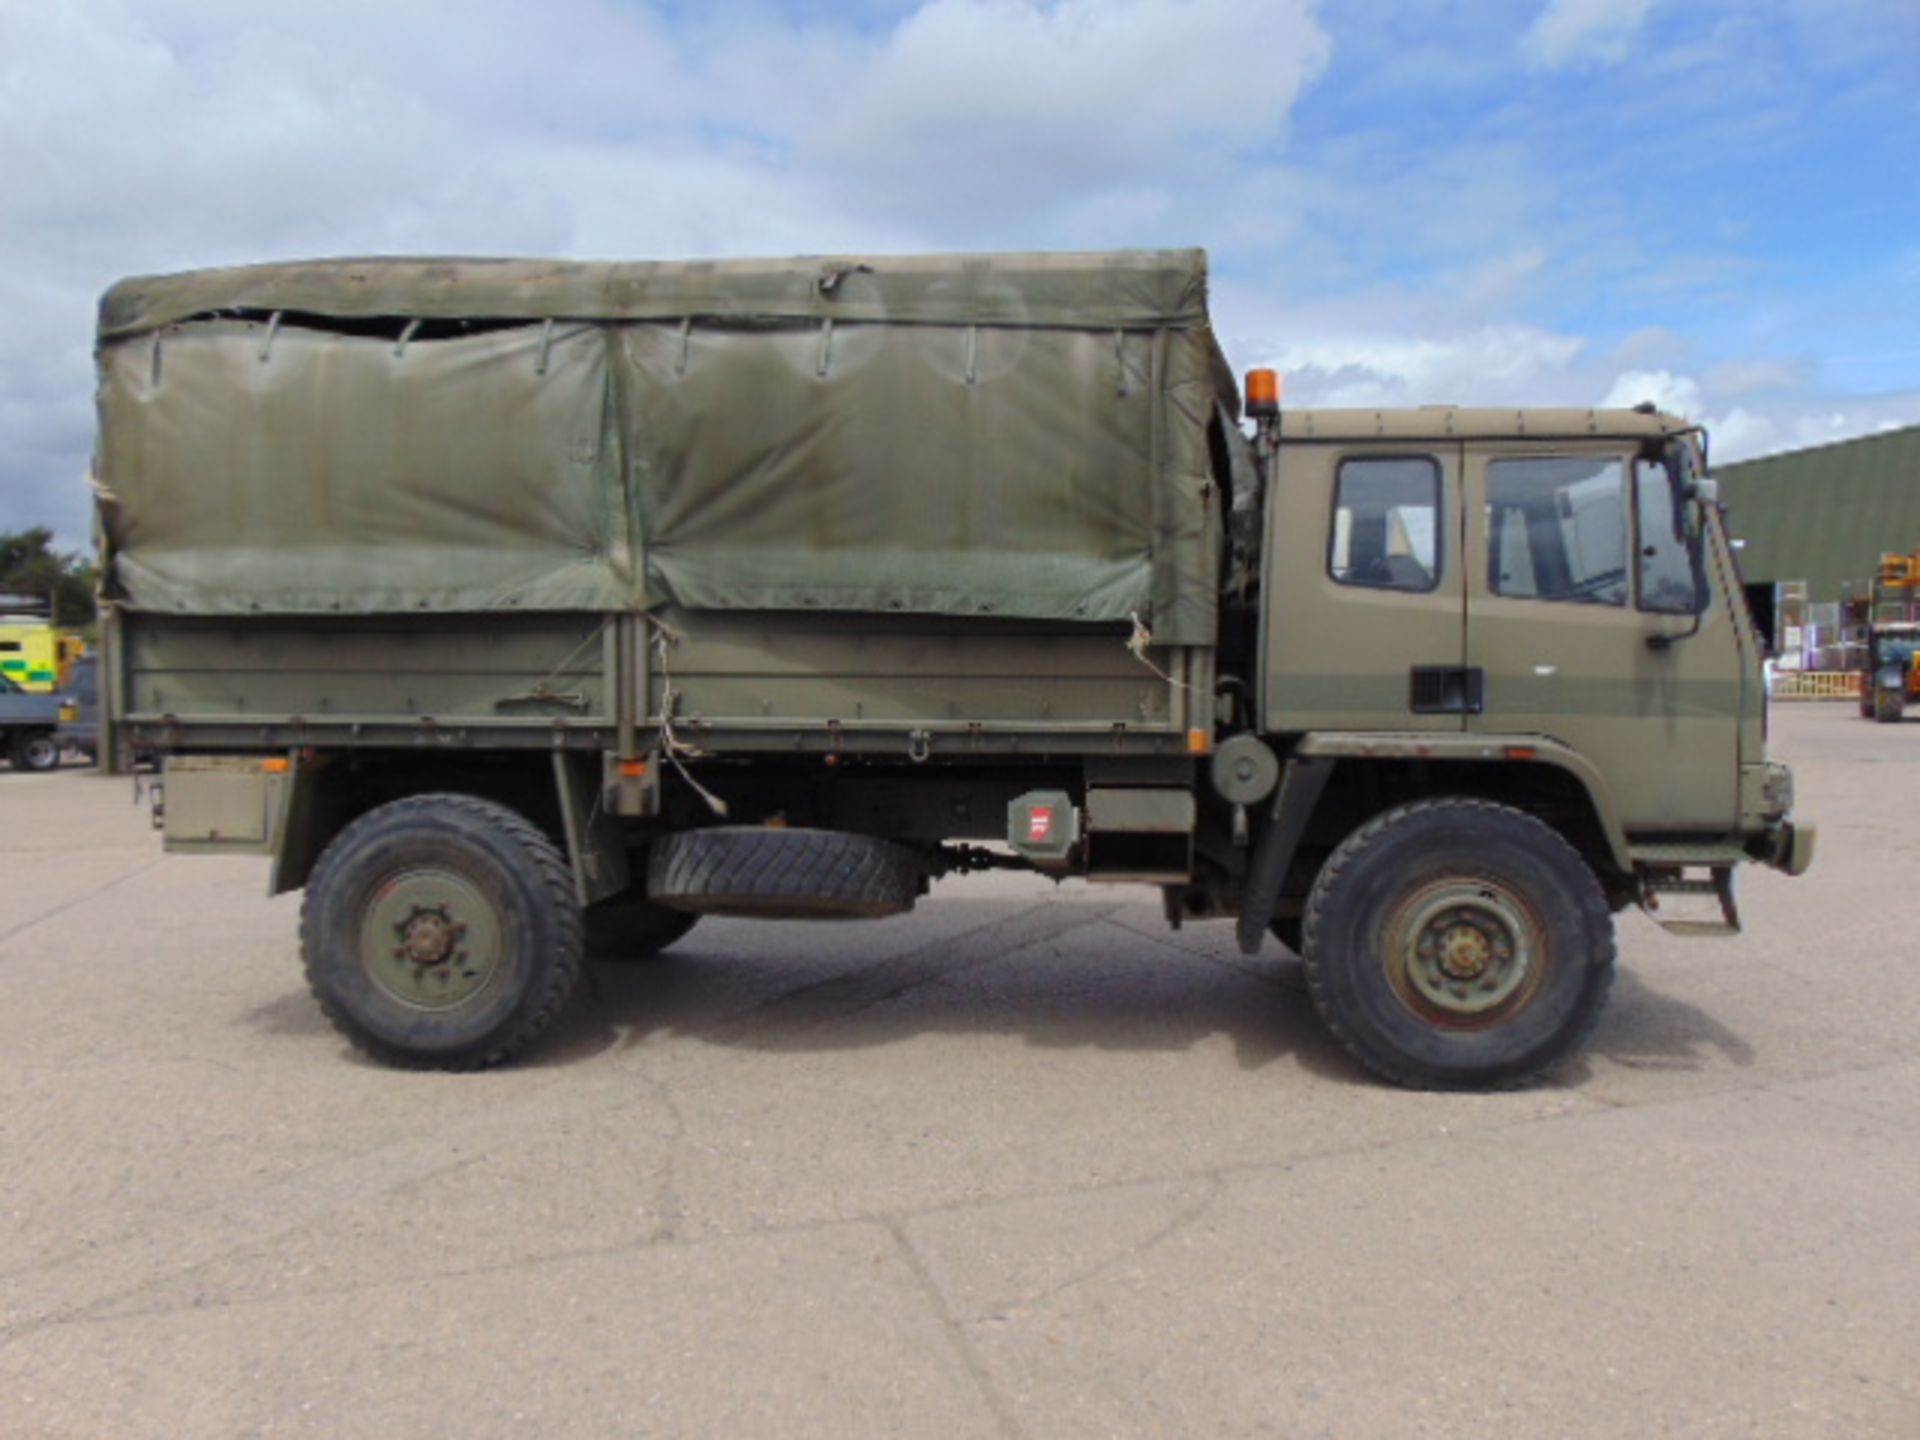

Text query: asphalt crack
(0, 856), (165, 949)
(882, 1217), (1028, 1440)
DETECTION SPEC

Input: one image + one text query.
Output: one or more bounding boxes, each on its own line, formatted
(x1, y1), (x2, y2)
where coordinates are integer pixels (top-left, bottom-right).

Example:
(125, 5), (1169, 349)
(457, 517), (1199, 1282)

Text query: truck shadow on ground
(549, 927), (1335, 1076)
(545, 912), (1758, 1087)
(1574, 966), (1756, 1074)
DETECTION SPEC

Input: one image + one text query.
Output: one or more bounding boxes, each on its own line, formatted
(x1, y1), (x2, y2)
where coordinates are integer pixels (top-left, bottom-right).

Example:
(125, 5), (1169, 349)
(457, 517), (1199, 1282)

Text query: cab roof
(1276, 406), (1697, 443)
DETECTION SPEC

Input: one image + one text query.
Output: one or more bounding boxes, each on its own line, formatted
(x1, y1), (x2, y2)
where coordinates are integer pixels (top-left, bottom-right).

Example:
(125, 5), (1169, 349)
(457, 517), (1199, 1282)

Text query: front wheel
(1874, 687), (1904, 724)
(300, 794), (584, 1069)
(1302, 799), (1615, 1089)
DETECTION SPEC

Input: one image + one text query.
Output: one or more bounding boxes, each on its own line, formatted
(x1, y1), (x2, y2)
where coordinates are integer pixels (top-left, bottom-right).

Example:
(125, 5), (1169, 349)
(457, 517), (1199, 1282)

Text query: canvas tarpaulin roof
(95, 250), (1236, 644)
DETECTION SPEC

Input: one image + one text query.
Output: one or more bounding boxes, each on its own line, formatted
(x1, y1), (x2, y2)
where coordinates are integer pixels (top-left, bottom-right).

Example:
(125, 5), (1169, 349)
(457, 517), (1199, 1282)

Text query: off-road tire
(12, 732), (60, 772)
(300, 793), (583, 1070)
(585, 893), (700, 961)
(1302, 798), (1615, 1090)
(647, 827), (919, 919)
(1873, 688), (1904, 724)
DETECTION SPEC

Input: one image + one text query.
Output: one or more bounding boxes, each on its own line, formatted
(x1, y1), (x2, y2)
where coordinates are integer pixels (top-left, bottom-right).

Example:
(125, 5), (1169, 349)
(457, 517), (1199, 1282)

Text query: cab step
(1637, 863), (1740, 938)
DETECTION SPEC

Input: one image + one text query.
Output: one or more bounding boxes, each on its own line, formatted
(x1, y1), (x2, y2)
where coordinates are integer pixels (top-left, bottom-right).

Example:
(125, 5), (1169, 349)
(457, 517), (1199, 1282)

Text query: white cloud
(1271, 326), (1589, 408)
(1522, 0), (1657, 68)
(1710, 407), (1774, 460)
(802, 0), (1331, 227)
(0, 0), (1342, 541)
(1601, 368), (1704, 418)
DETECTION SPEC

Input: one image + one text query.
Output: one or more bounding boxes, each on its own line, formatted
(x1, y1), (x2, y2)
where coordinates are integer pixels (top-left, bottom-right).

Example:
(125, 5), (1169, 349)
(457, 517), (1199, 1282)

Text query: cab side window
(1486, 455), (1628, 606)
(1329, 456), (1441, 593)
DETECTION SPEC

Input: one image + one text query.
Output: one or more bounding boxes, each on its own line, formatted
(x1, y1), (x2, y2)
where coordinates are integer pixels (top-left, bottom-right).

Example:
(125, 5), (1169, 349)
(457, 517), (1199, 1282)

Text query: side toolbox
(159, 755), (291, 855)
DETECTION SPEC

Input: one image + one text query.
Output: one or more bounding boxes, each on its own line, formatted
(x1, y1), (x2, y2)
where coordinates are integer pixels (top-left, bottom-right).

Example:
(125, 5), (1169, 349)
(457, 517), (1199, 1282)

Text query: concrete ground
(0, 705), (1914, 1438)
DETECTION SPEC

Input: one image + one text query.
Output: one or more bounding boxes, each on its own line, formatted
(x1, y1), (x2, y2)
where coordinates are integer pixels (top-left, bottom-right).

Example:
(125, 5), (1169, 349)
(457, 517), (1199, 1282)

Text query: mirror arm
(1646, 612), (1702, 650)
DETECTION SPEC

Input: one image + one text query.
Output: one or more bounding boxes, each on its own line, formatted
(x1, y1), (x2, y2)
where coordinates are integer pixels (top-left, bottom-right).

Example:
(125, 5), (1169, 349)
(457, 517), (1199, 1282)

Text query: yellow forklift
(1858, 552), (1920, 723)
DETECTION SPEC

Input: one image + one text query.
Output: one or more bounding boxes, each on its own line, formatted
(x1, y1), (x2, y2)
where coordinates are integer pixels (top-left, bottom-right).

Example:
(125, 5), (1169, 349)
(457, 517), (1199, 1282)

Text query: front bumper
(1752, 819), (1817, 876)
(1740, 762), (1812, 875)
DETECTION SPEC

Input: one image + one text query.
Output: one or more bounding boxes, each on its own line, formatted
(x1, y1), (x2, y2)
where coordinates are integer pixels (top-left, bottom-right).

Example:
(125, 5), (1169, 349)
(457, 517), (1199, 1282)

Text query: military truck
(93, 249), (1813, 1087)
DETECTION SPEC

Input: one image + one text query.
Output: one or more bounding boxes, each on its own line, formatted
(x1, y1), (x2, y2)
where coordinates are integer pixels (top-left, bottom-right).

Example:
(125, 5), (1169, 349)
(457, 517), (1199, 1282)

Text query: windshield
(1878, 635), (1920, 668)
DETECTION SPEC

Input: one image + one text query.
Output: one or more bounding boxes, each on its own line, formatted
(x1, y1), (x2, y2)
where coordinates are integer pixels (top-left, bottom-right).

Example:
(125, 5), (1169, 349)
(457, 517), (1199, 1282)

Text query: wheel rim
(24, 737), (56, 767)
(1383, 877), (1547, 1028)
(359, 868), (504, 1011)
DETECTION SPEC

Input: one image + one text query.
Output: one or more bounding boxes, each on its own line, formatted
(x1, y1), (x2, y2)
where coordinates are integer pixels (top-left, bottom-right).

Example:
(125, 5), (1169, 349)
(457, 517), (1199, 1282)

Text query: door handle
(1410, 666), (1485, 715)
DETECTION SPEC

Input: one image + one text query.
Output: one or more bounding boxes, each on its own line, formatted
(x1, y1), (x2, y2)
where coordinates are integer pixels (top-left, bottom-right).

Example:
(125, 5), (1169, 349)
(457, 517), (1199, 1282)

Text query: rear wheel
(1302, 799), (1614, 1090)
(300, 794), (583, 1069)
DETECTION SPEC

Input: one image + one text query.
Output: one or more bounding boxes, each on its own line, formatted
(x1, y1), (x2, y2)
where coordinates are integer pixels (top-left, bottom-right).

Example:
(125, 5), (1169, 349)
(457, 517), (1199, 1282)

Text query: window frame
(1325, 452), (1445, 595)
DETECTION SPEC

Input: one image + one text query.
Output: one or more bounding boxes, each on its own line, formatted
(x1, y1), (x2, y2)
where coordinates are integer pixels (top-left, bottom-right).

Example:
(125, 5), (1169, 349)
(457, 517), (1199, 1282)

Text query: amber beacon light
(1244, 368), (1282, 419)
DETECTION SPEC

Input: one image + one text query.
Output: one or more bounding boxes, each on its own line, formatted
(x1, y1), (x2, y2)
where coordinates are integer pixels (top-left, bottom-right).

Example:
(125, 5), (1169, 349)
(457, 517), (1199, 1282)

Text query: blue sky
(3, 0), (1917, 542)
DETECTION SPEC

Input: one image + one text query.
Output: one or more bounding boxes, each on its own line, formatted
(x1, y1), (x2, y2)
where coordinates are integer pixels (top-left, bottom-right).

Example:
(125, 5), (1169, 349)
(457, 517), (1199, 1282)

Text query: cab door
(1463, 442), (1741, 832)
(1263, 443), (1469, 732)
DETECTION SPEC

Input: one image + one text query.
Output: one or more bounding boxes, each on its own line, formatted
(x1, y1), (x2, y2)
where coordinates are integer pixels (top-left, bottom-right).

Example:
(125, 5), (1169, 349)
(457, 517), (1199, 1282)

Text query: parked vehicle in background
(56, 654), (99, 762)
(95, 249), (1814, 1087)
(0, 673), (63, 771)
(0, 613), (85, 692)
(1858, 552), (1920, 723)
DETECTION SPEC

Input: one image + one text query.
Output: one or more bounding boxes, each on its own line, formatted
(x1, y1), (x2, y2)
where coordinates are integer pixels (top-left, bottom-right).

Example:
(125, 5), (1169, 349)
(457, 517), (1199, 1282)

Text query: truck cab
(1168, 397), (1810, 1084)
(1228, 401), (1797, 936)
(1254, 404), (1794, 870)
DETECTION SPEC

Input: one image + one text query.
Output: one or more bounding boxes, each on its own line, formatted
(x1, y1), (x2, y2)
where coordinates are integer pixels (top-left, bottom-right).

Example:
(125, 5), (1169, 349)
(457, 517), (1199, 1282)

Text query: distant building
(1716, 423), (1920, 667)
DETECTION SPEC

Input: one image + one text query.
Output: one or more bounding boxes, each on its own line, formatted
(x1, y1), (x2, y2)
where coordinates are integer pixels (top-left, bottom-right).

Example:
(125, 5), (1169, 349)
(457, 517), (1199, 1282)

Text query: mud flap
(1236, 757), (1333, 955)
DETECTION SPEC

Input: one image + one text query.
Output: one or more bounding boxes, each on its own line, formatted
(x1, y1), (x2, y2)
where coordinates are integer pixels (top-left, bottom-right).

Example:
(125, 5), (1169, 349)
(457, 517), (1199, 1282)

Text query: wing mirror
(1647, 465), (1717, 648)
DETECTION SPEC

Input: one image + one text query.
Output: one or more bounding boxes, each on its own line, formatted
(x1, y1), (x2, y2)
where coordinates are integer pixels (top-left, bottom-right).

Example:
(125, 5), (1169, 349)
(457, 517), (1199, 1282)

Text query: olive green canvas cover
(95, 250), (1233, 643)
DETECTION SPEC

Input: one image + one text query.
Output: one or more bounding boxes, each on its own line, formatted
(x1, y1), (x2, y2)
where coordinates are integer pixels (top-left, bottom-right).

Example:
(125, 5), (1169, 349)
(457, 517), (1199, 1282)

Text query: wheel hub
(1390, 881), (1541, 1023)
(397, 906), (463, 967)
(1436, 923), (1492, 979)
(360, 870), (502, 1011)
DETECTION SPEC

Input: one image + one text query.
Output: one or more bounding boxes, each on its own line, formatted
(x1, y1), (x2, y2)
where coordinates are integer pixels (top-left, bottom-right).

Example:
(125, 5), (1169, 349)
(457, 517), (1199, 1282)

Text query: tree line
(0, 528), (97, 628)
